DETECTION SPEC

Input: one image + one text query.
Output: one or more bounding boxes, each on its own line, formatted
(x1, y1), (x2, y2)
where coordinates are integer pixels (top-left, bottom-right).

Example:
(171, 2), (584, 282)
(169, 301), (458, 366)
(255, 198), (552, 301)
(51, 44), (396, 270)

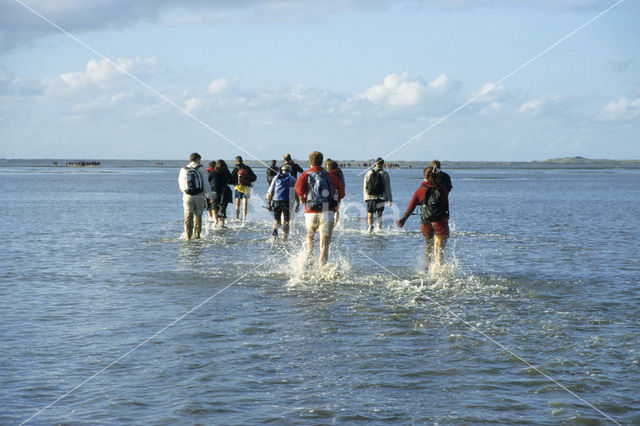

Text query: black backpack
(184, 165), (204, 195)
(421, 186), (447, 222)
(367, 169), (385, 196)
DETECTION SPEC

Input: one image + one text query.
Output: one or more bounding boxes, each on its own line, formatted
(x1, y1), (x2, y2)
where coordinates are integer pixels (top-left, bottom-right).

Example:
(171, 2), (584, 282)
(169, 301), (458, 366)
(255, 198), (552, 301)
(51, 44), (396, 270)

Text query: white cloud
(427, 74), (451, 90)
(184, 97), (206, 113)
(470, 82), (507, 104)
(598, 96), (640, 121)
(43, 57), (158, 95)
(47, 57), (132, 91)
(518, 99), (545, 115)
(360, 73), (458, 107)
(478, 101), (504, 116)
(208, 78), (230, 95)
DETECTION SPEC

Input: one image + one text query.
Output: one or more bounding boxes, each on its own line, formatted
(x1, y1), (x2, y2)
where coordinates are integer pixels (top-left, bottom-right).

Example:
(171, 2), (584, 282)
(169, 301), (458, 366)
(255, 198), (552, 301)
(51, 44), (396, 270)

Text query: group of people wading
(179, 151), (451, 267)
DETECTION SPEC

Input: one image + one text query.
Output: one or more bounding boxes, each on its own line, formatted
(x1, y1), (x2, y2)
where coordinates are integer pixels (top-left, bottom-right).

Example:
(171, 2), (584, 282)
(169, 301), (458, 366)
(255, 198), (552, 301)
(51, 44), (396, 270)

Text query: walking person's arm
(362, 170), (370, 202)
(200, 167), (212, 199)
(384, 172), (392, 206)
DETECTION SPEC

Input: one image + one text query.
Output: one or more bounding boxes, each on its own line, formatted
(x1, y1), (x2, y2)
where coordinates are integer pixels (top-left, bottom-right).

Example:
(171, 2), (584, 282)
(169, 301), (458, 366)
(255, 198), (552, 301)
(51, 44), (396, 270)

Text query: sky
(0, 0), (638, 161)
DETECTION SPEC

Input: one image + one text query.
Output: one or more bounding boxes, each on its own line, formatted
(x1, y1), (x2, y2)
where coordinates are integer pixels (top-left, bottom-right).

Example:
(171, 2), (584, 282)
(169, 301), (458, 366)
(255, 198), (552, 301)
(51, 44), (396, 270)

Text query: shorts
(421, 217), (450, 239)
(234, 187), (251, 199)
(272, 200), (291, 223)
(304, 211), (335, 236)
(366, 199), (385, 214)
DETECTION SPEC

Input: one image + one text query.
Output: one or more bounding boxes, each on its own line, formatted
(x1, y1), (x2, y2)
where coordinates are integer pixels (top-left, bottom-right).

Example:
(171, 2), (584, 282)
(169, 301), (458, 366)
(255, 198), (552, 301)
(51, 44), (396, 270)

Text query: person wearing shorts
(396, 165), (450, 266)
(363, 157), (392, 232)
(295, 151), (345, 265)
(230, 156), (257, 221)
(267, 165), (296, 241)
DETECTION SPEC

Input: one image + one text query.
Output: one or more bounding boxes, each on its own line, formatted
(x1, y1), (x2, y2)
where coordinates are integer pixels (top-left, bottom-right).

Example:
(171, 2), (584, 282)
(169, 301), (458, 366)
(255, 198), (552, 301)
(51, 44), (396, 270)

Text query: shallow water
(1, 165), (639, 424)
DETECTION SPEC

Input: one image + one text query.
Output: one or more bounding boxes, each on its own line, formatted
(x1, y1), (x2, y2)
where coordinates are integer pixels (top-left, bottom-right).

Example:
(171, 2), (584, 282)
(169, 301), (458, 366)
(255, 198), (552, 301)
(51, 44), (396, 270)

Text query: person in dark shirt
(430, 159), (452, 194)
(266, 159), (278, 185)
(207, 159), (233, 227)
(282, 153), (304, 179)
(325, 158), (345, 227)
(230, 156), (257, 221)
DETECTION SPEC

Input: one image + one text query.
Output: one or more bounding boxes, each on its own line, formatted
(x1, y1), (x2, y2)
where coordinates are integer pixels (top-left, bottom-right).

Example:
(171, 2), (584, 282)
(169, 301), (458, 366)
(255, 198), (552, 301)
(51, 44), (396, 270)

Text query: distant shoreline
(1, 157), (639, 169)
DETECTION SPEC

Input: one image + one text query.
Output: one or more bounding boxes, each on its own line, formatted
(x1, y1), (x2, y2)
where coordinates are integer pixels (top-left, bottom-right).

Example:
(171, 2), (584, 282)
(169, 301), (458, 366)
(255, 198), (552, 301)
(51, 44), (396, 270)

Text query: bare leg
(306, 230), (315, 254)
(424, 236), (434, 267)
(434, 235), (447, 265)
(367, 212), (374, 232)
(235, 197), (241, 219)
(319, 233), (331, 265)
(242, 198), (248, 221)
(376, 212), (382, 230)
(212, 208), (219, 224)
(282, 220), (289, 241)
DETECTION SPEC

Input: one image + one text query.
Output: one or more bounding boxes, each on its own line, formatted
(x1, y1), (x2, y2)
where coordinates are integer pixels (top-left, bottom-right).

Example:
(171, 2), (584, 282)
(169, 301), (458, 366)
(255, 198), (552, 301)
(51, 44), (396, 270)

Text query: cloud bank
(0, 0), (619, 52)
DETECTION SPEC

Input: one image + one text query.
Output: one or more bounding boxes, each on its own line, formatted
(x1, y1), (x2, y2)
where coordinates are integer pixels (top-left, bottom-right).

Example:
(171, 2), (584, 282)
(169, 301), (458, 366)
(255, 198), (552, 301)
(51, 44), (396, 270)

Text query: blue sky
(0, 0), (638, 161)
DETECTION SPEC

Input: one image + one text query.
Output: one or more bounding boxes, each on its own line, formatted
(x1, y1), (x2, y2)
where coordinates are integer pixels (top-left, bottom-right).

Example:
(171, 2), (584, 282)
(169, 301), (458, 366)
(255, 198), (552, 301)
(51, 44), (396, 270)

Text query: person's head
(208, 161), (215, 169)
(430, 159), (441, 171)
(327, 159), (339, 171)
(309, 151), (323, 167)
(235, 155), (243, 165)
(375, 157), (384, 168)
(215, 159), (229, 173)
(424, 165), (441, 185)
(284, 153), (292, 163)
(280, 164), (291, 175)
(270, 159), (277, 166)
(189, 153), (201, 163)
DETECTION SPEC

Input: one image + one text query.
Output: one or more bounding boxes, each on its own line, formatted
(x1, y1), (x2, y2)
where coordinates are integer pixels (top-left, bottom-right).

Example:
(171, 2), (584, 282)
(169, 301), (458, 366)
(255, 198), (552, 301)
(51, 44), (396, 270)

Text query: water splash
(286, 246), (352, 288)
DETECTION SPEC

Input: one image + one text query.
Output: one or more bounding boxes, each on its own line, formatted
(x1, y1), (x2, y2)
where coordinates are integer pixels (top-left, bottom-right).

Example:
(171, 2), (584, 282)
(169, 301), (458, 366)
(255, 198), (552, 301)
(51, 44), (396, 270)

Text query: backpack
(421, 186), (447, 222)
(184, 165), (204, 195)
(237, 167), (252, 186)
(273, 174), (293, 201)
(367, 169), (385, 197)
(306, 171), (338, 211)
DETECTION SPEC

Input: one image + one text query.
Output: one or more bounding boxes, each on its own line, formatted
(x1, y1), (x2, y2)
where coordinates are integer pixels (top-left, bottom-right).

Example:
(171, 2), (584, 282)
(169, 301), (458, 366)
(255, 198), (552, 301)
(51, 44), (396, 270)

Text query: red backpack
(238, 167), (252, 186)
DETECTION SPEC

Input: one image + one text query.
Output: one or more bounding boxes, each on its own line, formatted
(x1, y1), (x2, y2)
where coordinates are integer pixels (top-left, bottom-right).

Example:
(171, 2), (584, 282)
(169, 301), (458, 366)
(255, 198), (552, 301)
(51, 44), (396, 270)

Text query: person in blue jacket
(266, 165), (297, 241)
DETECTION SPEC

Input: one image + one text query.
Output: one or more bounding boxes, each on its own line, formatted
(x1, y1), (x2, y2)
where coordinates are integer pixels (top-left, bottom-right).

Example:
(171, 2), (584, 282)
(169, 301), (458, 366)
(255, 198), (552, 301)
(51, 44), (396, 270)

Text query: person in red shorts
(396, 165), (450, 266)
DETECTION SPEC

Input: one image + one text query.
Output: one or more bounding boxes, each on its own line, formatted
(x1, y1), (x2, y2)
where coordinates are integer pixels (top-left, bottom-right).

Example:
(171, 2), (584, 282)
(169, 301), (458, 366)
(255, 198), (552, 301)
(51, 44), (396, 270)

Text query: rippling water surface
(1, 165), (639, 424)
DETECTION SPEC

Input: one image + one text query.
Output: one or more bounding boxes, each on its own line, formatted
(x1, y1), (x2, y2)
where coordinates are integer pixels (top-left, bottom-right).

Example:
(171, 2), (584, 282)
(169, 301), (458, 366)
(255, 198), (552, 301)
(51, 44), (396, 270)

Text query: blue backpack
(306, 171), (337, 211)
(273, 173), (294, 201)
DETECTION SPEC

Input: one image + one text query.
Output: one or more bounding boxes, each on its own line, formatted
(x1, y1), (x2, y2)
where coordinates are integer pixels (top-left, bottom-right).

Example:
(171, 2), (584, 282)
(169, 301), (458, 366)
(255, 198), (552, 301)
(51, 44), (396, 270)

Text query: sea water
(1, 165), (639, 424)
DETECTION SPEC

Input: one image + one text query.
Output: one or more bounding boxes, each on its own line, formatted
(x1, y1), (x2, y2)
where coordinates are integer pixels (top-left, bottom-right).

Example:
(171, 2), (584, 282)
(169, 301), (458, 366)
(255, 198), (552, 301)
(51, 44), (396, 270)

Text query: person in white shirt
(363, 157), (392, 232)
(178, 153), (212, 240)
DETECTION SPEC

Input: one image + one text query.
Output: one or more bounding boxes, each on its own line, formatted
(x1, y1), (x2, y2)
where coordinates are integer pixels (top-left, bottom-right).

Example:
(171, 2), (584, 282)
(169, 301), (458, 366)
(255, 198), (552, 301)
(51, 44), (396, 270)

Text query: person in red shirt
(396, 166), (450, 266)
(295, 151), (345, 265)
